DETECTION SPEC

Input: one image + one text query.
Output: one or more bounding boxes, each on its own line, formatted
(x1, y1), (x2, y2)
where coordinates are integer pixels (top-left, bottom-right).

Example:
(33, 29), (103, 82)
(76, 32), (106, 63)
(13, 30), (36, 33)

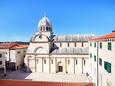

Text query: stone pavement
(26, 72), (89, 82)
(0, 70), (89, 83)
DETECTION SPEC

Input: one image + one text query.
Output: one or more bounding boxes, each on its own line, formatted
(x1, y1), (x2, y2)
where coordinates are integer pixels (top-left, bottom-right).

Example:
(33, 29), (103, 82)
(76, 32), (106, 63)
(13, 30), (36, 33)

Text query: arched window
(46, 27), (48, 31)
(44, 59), (46, 64)
(43, 26), (45, 31)
(40, 27), (42, 31)
(76, 60), (77, 65)
(49, 27), (51, 31)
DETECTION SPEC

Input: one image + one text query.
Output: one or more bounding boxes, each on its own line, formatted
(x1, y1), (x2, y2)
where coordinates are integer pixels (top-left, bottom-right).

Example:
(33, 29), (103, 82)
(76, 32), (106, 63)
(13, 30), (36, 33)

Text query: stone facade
(25, 16), (95, 74)
(89, 32), (115, 86)
(0, 52), (6, 75)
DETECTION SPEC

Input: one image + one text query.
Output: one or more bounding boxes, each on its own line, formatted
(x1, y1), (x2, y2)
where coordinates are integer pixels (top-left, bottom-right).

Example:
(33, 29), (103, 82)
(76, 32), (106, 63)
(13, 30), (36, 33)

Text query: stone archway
(57, 61), (63, 73)
(58, 66), (63, 72)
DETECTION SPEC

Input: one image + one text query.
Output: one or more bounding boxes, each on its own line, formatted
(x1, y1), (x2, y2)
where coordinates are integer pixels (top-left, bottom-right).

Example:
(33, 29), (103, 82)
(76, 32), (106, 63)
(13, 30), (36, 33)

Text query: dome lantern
(38, 15), (52, 33)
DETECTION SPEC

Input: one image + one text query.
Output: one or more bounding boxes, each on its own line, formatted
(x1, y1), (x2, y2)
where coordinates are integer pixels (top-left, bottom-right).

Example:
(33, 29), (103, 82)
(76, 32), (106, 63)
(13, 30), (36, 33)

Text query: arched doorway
(58, 66), (63, 72)
(57, 61), (63, 73)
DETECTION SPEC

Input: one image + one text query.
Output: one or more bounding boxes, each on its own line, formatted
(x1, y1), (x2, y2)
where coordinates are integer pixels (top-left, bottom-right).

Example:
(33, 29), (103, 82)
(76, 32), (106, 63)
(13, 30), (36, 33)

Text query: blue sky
(0, 0), (115, 41)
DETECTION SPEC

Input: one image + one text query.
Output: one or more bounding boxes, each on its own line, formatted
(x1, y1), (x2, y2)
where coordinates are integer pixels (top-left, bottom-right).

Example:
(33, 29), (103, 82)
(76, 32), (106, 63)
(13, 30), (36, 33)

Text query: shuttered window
(94, 42), (96, 48)
(94, 55), (96, 62)
(0, 61), (2, 65)
(100, 42), (102, 49)
(99, 58), (102, 66)
(90, 53), (92, 58)
(90, 42), (92, 47)
(108, 42), (112, 50)
(104, 61), (111, 73)
(0, 54), (2, 58)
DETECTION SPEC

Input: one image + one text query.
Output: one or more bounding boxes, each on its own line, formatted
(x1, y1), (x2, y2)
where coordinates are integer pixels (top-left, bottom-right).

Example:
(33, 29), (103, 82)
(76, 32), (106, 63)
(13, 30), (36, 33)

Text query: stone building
(89, 32), (115, 86)
(25, 16), (94, 74)
(0, 51), (6, 75)
(0, 43), (28, 70)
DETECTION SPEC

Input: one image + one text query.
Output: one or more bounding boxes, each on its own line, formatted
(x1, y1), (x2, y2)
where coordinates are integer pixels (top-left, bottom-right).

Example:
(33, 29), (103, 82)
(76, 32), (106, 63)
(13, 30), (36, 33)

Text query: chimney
(112, 30), (115, 33)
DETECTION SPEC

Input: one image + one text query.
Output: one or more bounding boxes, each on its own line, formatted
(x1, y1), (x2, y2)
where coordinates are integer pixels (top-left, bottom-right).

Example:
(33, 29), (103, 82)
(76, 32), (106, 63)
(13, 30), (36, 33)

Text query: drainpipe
(97, 41), (99, 86)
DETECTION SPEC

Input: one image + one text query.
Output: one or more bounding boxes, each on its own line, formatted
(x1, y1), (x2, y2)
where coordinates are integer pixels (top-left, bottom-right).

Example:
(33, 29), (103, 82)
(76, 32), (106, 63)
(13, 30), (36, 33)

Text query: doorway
(58, 66), (63, 72)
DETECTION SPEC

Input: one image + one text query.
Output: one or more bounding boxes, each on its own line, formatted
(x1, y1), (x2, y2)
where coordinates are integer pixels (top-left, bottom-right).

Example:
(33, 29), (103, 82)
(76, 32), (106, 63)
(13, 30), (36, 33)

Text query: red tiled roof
(0, 43), (17, 49)
(0, 43), (28, 49)
(11, 45), (28, 49)
(91, 32), (115, 41)
(0, 80), (92, 86)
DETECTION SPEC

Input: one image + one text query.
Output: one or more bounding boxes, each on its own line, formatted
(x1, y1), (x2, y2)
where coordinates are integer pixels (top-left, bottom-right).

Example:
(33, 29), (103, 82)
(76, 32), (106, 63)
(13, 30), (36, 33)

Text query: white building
(25, 16), (95, 74)
(89, 31), (115, 86)
(0, 43), (28, 70)
(0, 51), (6, 75)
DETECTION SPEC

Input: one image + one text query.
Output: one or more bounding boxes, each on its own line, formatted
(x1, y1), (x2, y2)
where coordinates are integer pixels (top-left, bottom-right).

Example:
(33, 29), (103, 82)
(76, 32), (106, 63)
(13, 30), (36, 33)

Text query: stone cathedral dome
(38, 16), (52, 32)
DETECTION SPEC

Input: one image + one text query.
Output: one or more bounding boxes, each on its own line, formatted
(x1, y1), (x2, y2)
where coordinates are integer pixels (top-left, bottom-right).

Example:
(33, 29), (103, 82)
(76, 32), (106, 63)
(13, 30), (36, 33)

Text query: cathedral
(25, 15), (94, 74)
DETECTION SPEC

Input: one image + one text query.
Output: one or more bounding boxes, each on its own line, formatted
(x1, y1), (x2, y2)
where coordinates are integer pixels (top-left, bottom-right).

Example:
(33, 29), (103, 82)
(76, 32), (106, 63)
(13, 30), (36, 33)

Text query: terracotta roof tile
(0, 43), (28, 49)
(0, 43), (17, 49)
(11, 45), (28, 49)
(91, 32), (115, 41)
(0, 80), (92, 86)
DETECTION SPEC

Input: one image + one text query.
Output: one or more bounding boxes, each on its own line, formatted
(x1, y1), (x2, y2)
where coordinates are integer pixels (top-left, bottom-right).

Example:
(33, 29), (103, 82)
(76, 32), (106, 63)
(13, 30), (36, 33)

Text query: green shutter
(104, 61), (111, 73)
(108, 42), (112, 50)
(90, 53), (92, 58)
(94, 42), (96, 47)
(99, 58), (102, 66)
(94, 55), (96, 62)
(100, 42), (102, 49)
(90, 42), (92, 47)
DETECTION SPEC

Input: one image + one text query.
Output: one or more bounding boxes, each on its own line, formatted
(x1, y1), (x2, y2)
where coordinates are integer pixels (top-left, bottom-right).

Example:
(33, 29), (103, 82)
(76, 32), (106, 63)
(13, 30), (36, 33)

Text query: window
(68, 42), (69, 47)
(99, 58), (102, 66)
(44, 59), (46, 64)
(51, 59), (53, 64)
(17, 51), (21, 54)
(90, 53), (92, 58)
(68, 60), (70, 64)
(74, 42), (76, 47)
(90, 42), (92, 47)
(0, 54), (2, 58)
(76, 60), (77, 65)
(108, 42), (112, 50)
(94, 55), (96, 62)
(104, 61), (111, 73)
(40, 27), (42, 31)
(46, 27), (48, 31)
(60, 42), (62, 47)
(84, 60), (86, 65)
(53, 43), (55, 47)
(94, 42), (96, 47)
(82, 42), (84, 47)
(100, 42), (102, 49)
(0, 61), (2, 65)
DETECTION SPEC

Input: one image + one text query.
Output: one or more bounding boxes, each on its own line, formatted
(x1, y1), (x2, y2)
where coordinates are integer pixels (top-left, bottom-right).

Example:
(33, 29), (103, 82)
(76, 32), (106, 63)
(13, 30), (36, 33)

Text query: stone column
(74, 58), (75, 74)
(42, 58), (43, 72)
(82, 58), (83, 74)
(35, 55), (36, 72)
(49, 57), (51, 73)
(55, 58), (57, 73)
(27, 57), (30, 72)
(65, 58), (67, 74)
